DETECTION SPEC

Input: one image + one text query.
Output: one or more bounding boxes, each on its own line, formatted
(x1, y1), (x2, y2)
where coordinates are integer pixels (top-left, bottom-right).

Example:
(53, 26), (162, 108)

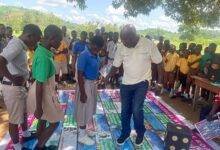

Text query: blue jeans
(120, 81), (148, 136)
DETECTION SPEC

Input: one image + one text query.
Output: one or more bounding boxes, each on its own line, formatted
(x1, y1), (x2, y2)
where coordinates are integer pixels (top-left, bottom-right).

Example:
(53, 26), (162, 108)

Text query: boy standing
(163, 45), (179, 97)
(176, 50), (190, 101)
(76, 35), (104, 145)
(186, 44), (202, 99)
(0, 24), (42, 150)
(71, 31), (88, 77)
(69, 30), (78, 51)
(27, 25), (64, 149)
(54, 40), (69, 83)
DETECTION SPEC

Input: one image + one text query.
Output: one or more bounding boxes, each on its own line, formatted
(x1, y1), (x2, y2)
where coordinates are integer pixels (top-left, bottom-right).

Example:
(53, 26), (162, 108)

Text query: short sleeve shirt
(54, 40), (68, 62)
(188, 54), (201, 69)
(77, 50), (100, 80)
(0, 37), (29, 80)
(107, 40), (117, 59)
(164, 52), (179, 72)
(113, 37), (162, 85)
(177, 58), (189, 75)
(32, 44), (55, 83)
(199, 52), (214, 71)
(72, 41), (88, 56)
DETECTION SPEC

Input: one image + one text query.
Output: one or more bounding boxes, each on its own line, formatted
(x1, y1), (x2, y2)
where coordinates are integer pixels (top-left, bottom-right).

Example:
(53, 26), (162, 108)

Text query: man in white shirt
(106, 24), (163, 146)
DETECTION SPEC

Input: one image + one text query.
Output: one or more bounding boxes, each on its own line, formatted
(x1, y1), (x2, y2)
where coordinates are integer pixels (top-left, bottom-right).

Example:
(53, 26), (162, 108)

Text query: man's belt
(2, 81), (15, 86)
(2, 81), (25, 87)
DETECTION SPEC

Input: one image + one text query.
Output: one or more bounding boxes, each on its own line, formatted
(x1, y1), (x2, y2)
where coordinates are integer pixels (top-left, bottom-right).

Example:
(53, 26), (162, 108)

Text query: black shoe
(135, 135), (144, 146)
(116, 134), (130, 145)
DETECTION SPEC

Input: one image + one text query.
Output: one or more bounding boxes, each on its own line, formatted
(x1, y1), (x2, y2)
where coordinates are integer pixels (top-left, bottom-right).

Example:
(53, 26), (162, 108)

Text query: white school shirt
(107, 40), (117, 59)
(113, 37), (162, 85)
(0, 37), (29, 81)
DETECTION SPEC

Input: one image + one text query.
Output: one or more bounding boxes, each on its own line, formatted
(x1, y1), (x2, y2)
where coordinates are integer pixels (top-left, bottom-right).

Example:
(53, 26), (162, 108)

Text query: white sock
(13, 143), (22, 150)
(79, 128), (86, 138)
(22, 130), (31, 137)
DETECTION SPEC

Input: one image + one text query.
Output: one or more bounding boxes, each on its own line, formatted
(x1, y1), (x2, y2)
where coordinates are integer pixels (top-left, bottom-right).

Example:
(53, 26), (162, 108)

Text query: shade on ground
(1, 90), (218, 150)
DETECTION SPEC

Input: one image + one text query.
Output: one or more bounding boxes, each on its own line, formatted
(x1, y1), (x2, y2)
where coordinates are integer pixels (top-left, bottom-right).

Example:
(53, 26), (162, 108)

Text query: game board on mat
(1, 90), (218, 150)
(58, 90), (216, 150)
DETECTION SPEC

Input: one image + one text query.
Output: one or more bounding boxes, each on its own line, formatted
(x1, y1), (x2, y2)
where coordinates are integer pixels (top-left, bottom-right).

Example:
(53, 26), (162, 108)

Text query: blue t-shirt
(72, 41), (88, 55)
(77, 50), (100, 80)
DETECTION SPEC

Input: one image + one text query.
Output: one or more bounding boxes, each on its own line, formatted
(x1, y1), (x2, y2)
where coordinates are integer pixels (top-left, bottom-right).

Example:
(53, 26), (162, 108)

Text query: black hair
(103, 32), (108, 36)
(179, 42), (187, 50)
(209, 43), (217, 49)
(164, 40), (170, 51)
(22, 24), (42, 37)
(145, 35), (152, 40)
(81, 31), (87, 36)
(91, 35), (104, 48)
(196, 44), (203, 51)
(44, 25), (62, 40)
(6, 26), (12, 30)
(159, 36), (164, 40)
(188, 43), (196, 50)
(62, 26), (67, 30)
(109, 31), (113, 36)
(164, 39), (170, 45)
(114, 32), (119, 35)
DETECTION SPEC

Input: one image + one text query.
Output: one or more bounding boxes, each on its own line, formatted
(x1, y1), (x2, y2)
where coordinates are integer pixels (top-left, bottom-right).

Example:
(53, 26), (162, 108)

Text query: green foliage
(68, 0), (220, 27)
(0, 6), (119, 36)
(178, 25), (199, 41)
(73, 22), (119, 33)
(1, 5), (219, 53)
(139, 28), (220, 53)
(0, 6), (76, 34)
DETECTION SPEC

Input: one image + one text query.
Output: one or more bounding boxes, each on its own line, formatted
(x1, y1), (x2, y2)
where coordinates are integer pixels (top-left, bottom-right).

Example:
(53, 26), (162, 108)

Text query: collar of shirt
(17, 37), (28, 51)
(38, 43), (54, 58)
(87, 49), (99, 59)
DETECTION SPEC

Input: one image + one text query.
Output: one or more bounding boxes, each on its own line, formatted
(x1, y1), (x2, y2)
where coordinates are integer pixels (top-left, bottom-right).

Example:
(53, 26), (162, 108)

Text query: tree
(67, 0), (220, 27)
(178, 25), (199, 41)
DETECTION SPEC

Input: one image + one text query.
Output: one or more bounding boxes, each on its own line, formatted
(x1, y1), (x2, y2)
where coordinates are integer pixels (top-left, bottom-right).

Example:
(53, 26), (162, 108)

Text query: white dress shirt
(113, 37), (162, 85)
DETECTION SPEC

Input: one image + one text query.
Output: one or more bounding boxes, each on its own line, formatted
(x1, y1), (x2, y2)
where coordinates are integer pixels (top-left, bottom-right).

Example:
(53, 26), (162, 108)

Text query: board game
(1, 89), (218, 150)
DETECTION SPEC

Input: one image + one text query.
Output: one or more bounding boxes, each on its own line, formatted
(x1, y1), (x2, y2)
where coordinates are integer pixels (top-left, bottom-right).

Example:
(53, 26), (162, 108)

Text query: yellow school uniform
(177, 58), (189, 75)
(27, 50), (34, 69)
(164, 52), (179, 72)
(27, 50), (34, 62)
(54, 40), (68, 62)
(187, 54), (201, 69)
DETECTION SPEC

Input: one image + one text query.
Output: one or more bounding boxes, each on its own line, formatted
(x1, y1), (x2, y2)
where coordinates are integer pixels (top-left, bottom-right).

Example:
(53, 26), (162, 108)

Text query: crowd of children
(156, 36), (219, 103)
(0, 23), (219, 149)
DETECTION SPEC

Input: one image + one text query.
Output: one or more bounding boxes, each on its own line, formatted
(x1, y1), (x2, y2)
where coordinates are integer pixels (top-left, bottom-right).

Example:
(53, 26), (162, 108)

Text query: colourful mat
(1, 89), (217, 150)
